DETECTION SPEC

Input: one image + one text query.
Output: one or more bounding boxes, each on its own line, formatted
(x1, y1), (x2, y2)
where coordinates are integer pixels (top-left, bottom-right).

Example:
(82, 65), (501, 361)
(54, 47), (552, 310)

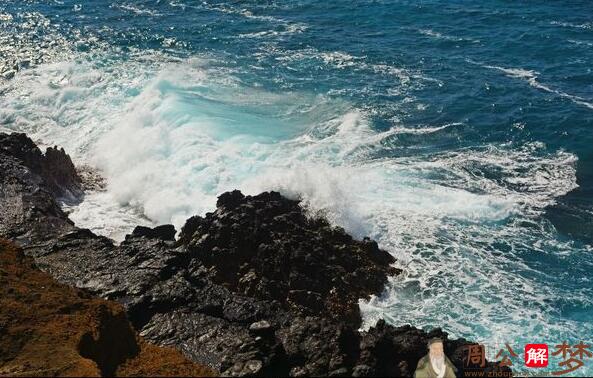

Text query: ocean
(1, 0), (592, 374)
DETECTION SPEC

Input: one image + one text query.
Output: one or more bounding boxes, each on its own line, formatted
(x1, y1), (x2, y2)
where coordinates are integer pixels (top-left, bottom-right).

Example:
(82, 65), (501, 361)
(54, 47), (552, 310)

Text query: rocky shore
(0, 240), (214, 377)
(0, 132), (509, 376)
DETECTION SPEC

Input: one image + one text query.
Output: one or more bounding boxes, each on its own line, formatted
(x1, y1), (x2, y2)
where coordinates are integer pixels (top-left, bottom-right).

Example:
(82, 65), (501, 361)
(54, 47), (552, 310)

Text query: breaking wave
(2, 1), (593, 374)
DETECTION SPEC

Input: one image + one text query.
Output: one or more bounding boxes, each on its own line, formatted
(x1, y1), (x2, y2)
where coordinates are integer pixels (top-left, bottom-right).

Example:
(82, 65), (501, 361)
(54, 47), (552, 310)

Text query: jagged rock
(0, 133), (82, 200)
(180, 190), (400, 326)
(352, 364), (372, 377)
(224, 359), (264, 377)
(128, 224), (177, 241)
(77, 164), (107, 191)
(178, 215), (204, 245)
(217, 189), (245, 209)
(0, 132), (510, 377)
(0, 134), (78, 243)
(356, 320), (505, 377)
(44, 145), (83, 199)
(0, 240), (214, 377)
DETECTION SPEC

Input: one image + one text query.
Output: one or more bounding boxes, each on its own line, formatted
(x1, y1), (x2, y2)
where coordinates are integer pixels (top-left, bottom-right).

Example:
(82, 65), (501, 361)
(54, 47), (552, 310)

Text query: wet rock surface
(0, 132), (509, 376)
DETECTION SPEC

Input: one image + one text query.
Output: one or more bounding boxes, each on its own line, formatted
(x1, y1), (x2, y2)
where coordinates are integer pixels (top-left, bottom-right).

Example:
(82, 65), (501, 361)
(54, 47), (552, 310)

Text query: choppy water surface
(1, 1), (592, 373)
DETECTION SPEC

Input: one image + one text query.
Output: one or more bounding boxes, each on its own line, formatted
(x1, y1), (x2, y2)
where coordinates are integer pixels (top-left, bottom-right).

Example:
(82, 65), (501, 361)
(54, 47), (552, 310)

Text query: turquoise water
(1, 1), (593, 374)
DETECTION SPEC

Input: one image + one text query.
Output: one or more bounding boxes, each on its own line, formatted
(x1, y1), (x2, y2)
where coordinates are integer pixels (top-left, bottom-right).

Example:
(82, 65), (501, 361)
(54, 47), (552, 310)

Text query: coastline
(0, 239), (214, 377)
(0, 132), (510, 376)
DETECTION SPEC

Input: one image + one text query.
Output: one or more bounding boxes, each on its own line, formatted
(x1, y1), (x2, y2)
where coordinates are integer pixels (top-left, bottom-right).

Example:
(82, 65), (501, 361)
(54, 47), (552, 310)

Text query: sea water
(1, 1), (592, 375)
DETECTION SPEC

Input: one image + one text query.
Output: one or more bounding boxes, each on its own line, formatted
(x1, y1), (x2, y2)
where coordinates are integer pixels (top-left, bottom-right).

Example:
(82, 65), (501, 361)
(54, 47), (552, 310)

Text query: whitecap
(114, 3), (162, 16)
(416, 28), (472, 42)
(550, 20), (593, 30)
(482, 64), (593, 110)
(1, 54), (588, 375)
(568, 39), (593, 47)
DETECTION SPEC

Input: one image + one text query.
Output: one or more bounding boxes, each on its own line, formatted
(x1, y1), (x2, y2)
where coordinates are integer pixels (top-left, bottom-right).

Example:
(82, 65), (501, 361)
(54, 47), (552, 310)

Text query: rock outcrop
(181, 189), (399, 326)
(0, 239), (214, 377)
(0, 132), (510, 377)
(0, 133), (79, 244)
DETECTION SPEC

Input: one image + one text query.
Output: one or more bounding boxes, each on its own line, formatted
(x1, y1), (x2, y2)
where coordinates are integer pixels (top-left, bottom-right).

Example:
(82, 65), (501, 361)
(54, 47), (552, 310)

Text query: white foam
(0, 12), (13, 21)
(64, 190), (152, 241)
(238, 23), (308, 39)
(205, 4), (285, 24)
(114, 3), (162, 16)
(551, 21), (593, 30)
(388, 123), (462, 135)
(416, 28), (477, 43)
(567, 39), (593, 47)
(0, 54), (587, 366)
(261, 45), (438, 91)
(483, 64), (593, 110)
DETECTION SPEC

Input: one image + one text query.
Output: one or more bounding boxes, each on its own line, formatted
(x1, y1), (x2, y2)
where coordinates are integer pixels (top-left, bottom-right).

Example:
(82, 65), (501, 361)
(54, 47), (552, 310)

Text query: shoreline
(0, 132), (509, 376)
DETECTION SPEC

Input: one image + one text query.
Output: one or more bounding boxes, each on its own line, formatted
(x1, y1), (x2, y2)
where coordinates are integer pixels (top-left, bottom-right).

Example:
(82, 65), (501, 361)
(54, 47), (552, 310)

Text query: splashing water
(1, 1), (593, 375)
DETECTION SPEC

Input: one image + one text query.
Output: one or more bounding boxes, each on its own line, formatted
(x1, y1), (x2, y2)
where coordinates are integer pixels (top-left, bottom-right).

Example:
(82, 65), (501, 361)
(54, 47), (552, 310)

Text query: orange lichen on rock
(0, 239), (214, 377)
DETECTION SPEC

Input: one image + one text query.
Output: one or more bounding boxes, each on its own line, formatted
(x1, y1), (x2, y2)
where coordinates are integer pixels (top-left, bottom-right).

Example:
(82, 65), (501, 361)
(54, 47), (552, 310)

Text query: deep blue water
(1, 0), (593, 374)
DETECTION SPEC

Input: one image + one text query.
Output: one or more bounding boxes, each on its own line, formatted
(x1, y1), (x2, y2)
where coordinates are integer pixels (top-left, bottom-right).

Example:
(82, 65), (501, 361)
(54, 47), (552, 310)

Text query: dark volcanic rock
(0, 239), (214, 377)
(128, 224), (177, 241)
(179, 190), (399, 326)
(0, 132), (510, 377)
(0, 133), (80, 244)
(357, 320), (504, 377)
(0, 133), (82, 200)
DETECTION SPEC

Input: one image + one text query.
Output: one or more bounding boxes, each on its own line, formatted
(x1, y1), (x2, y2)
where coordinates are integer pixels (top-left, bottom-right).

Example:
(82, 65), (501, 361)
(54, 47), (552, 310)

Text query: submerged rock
(0, 132), (510, 376)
